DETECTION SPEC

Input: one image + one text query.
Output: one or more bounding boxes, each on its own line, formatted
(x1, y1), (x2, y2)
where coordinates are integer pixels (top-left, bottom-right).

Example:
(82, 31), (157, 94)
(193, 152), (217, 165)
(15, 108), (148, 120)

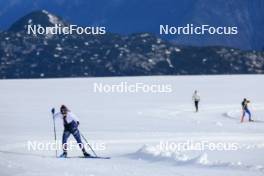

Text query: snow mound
(129, 145), (264, 172)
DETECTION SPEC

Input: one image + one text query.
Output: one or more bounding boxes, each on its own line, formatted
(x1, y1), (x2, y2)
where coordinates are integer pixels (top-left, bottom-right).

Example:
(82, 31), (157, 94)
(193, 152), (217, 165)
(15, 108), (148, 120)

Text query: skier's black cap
(60, 105), (68, 114)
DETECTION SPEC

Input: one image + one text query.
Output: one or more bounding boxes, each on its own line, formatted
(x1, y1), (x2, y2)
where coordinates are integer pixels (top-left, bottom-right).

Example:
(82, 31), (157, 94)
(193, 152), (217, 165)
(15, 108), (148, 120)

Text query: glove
(77, 121), (80, 126)
(51, 108), (55, 114)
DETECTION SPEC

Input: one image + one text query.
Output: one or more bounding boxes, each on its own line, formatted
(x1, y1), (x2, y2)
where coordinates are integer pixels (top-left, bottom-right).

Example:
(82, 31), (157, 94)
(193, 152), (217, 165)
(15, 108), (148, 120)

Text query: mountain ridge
(0, 0), (263, 50)
(0, 10), (263, 79)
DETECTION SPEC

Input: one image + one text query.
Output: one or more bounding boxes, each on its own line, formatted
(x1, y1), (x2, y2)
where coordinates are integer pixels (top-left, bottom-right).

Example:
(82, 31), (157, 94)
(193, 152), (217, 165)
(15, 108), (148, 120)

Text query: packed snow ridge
(129, 145), (264, 173)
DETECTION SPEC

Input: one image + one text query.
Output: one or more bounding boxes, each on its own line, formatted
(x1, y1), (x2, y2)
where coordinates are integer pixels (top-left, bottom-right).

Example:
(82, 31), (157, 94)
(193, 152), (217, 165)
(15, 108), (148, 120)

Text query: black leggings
(194, 101), (199, 112)
(62, 121), (85, 152)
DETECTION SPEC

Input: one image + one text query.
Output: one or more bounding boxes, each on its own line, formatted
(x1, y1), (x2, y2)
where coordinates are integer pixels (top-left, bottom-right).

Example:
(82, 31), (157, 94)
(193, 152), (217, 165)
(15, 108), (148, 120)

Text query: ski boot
(59, 151), (67, 158)
(83, 151), (91, 158)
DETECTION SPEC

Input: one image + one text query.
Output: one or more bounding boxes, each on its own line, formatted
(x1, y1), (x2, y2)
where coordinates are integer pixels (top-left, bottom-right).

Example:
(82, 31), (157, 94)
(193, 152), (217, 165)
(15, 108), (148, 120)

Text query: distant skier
(192, 90), (200, 112)
(51, 105), (91, 158)
(241, 98), (253, 122)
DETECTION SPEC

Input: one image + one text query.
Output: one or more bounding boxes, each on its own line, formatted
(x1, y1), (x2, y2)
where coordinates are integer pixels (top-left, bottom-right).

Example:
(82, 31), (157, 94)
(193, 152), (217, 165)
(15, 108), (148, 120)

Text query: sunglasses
(61, 109), (67, 114)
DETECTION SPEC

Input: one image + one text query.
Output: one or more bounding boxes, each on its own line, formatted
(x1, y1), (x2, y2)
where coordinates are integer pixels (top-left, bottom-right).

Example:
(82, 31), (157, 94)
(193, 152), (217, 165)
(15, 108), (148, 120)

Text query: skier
(192, 90), (200, 112)
(51, 105), (91, 158)
(241, 98), (253, 122)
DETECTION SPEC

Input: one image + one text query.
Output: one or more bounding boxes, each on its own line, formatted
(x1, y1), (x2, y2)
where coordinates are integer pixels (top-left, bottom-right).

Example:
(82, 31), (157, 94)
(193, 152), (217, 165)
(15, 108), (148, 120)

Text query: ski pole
(80, 133), (98, 157)
(51, 109), (58, 157)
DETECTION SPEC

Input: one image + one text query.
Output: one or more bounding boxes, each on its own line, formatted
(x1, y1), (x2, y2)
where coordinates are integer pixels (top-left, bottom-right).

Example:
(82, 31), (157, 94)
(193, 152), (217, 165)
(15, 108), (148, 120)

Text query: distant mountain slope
(0, 0), (263, 50)
(8, 10), (68, 32)
(0, 10), (263, 79)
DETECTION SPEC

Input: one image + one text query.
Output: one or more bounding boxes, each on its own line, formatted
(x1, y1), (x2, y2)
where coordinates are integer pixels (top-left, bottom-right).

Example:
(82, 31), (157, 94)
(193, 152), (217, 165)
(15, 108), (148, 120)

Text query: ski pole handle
(51, 108), (55, 115)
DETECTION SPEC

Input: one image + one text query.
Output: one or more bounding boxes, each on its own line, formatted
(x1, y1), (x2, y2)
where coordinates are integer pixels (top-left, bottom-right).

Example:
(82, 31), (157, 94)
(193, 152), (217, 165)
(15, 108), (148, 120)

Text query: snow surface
(0, 75), (263, 176)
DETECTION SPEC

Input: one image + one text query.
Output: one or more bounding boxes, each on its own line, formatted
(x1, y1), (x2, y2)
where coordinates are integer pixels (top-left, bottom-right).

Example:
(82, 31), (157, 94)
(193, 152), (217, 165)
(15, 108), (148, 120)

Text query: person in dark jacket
(241, 98), (253, 122)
